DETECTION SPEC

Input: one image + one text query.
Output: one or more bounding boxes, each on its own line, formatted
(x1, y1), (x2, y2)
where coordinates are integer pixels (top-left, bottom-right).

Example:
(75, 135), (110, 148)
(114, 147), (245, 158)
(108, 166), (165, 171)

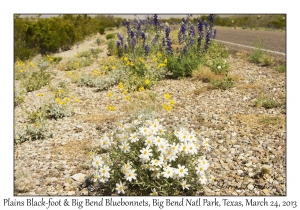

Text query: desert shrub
(21, 70), (51, 92)
(106, 33), (115, 40)
(209, 76), (235, 90)
(275, 64), (286, 73)
(99, 26), (105, 35)
(254, 97), (278, 109)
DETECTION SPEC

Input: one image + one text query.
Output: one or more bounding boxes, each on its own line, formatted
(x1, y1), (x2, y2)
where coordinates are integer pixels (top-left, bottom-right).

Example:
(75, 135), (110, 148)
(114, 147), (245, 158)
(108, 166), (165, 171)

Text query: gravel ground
(14, 33), (286, 196)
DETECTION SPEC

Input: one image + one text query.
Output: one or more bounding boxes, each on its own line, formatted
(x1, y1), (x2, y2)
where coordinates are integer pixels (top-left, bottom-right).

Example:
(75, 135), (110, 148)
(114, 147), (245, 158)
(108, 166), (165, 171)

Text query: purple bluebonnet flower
(115, 21), (119, 29)
(141, 31), (146, 42)
(212, 28), (217, 39)
(122, 19), (126, 26)
(205, 29), (212, 50)
(165, 26), (173, 54)
(204, 20), (208, 30)
(166, 39), (173, 54)
(189, 25), (196, 37)
(182, 17), (188, 24)
(117, 33), (124, 46)
(153, 14), (159, 27)
(178, 22), (187, 44)
(116, 40), (121, 48)
(130, 29), (135, 39)
(209, 14), (214, 27)
(144, 44), (150, 56)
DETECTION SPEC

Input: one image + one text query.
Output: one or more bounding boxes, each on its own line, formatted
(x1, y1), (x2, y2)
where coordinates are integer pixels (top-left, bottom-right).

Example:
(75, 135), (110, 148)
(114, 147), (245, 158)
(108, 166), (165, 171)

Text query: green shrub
(99, 26), (105, 35)
(14, 88), (25, 107)
(209, 76), (235, 90)
(106, 33), (115, 40)
(14, 120), (48, 144)
(275, 64), (286, 73)
(21, 70), (51, 92)
(206, 58), (229, 74)
(254, 97), (278, 109)
(248, 38), (274, 66)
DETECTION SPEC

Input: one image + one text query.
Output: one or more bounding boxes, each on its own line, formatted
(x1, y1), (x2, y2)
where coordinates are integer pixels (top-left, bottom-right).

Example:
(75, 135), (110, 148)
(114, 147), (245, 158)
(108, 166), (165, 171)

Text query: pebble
(71, 173), (86, 182)
(247, 184), (254, 190)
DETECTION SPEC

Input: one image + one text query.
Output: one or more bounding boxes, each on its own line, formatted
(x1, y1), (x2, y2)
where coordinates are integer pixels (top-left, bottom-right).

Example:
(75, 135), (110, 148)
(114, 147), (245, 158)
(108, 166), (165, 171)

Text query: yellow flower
(164, 58), (168, 64)
(64, 97), (70, 102)
(157, 52), (162, 57)
(145, 79), (150, 85)
(125, 96), (130, 101)
(118, 82), (124, 90)
(123, 57), (128, 62)
(19, 69), (23, 73)
(108, 92), (113, 97)
(107, 105), (115, 111)
(75, 98), (81, 103)
(163, 104), (172, 112)
(55, 97), (61, 103)
(112, 66), (116, 69)
(105, 66), (109, 70)
(169, 99), (174, 105)
(145, 64), (148, 68)
(158, 63), (166, 68)
(138, 86), (145, 92)
(164, 93), (171, 99)
(38, 93), (44, 97)
(35, 123), (40, 127)
(66, 71), (72, 75)
(153, 57), (158, 62)
(123, 90), (128, 95)
(59, 89), (64, 93)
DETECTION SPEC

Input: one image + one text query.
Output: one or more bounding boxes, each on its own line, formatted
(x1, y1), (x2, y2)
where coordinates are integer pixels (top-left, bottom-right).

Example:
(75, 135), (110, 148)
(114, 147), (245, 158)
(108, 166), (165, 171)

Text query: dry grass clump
(14, 170), (35, 194)
(192, 64), (223, 83)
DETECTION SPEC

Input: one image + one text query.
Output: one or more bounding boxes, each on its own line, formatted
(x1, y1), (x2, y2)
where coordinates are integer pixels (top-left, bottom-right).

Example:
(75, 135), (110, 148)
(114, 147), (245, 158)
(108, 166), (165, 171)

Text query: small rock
(232, 191), (238, 195)
(68, 191), (76, 196)
(245, 162), (252, 167)
(237, 170), (244, 176)
(71, 173), (86, 182)
(48, 192), (58, 196)
(262, 189), (269, 195)
(247, 184), (254, 190)
(226, 158), (232, 163)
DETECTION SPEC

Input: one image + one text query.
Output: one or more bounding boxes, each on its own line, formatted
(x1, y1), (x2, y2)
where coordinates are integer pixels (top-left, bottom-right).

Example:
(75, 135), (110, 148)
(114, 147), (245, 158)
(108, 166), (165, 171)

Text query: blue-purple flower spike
(144, 44), (150, 56)
(213, 28), (217, 39)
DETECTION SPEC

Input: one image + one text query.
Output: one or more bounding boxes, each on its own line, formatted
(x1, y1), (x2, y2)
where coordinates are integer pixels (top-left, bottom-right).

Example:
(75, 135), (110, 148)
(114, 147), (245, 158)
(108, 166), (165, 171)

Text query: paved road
(213, 27), (286, 59)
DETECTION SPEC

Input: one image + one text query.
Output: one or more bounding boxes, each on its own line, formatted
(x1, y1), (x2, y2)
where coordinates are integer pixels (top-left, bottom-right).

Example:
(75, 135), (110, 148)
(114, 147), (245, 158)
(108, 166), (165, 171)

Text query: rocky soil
(14, 33), (286, 196)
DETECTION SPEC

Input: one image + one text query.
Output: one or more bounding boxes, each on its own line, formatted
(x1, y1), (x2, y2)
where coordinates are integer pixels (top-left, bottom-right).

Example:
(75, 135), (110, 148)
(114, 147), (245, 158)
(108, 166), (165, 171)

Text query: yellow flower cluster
(55, 97), (71, 105)
(107, 105), (115, 111)
(138, 86), (145, 92)
(163, 93), (175, 112)
(118, 82), (124, 90)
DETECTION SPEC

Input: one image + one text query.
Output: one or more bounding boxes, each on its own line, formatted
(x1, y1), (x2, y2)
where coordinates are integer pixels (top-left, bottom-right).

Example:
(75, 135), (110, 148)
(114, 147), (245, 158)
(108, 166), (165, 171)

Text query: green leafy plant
(21, 70), (51, 92)
(275, 64), (286, 73)
(248, 38), (274, 66)
(209, 76), (235, 90)
(254, 96), (278, 109)
(105, 33), (115, 40)
(14, 120), (48, 144)
(99, 26), (105, 35)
